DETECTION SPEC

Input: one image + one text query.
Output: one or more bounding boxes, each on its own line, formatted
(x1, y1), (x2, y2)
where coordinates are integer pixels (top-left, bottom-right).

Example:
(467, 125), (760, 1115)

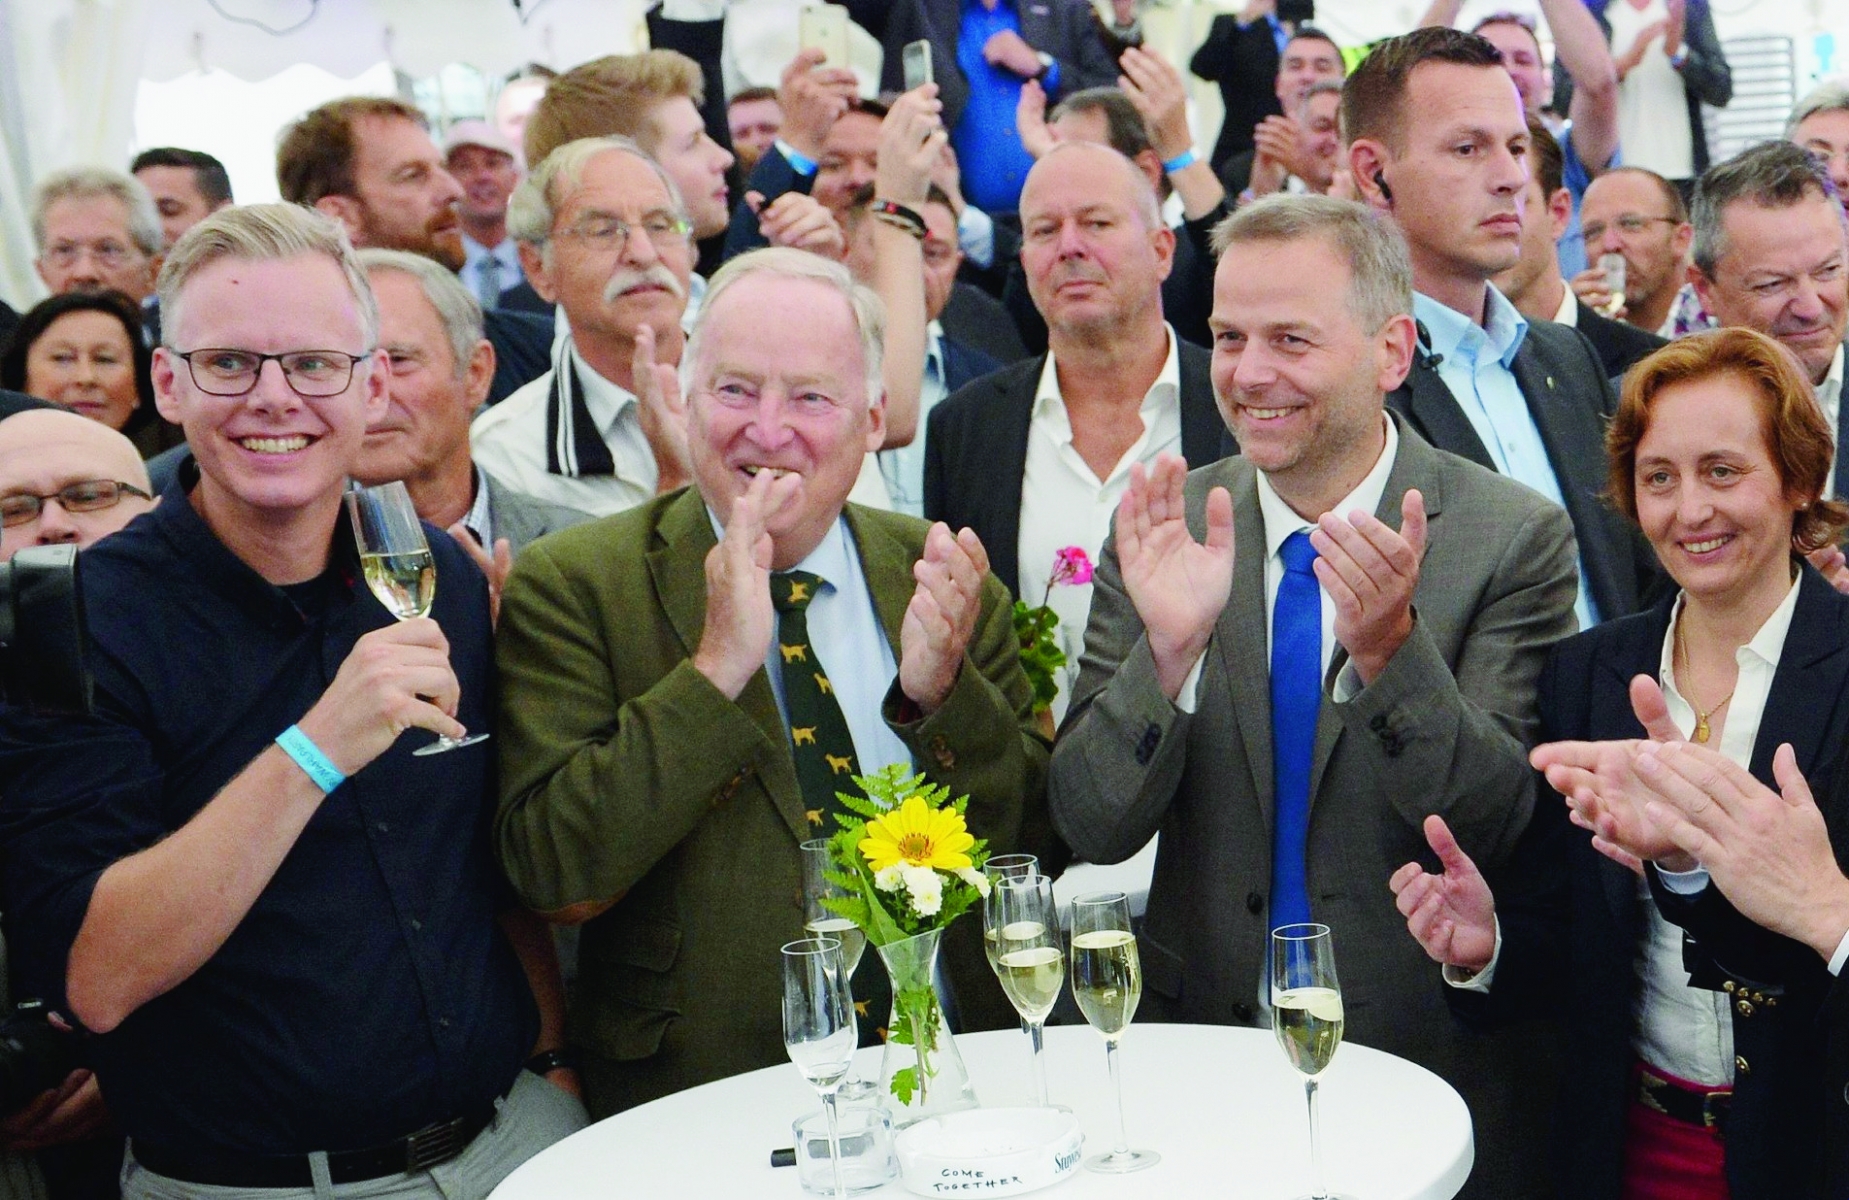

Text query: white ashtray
(893, 1106), (1083, 1197)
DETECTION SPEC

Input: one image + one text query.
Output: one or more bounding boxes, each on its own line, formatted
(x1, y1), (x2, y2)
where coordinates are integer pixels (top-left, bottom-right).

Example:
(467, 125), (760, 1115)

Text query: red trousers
(1620, 1062), (1729, 1200)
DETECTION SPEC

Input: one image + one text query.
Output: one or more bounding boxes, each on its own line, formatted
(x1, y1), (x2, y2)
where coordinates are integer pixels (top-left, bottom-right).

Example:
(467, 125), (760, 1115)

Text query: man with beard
(277, 97), (553, 405)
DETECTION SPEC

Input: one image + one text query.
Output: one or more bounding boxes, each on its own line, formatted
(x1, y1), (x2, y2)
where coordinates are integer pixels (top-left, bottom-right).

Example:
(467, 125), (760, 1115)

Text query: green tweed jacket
(494, 487), (1054, 1115)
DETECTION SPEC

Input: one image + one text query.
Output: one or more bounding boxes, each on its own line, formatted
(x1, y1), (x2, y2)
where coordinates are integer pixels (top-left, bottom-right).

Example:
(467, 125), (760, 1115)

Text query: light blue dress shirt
(709, 512), (916, 776)
(1414, 288), (1599, 630)
(460, 233), (524, 307)
(879, 327), (947, 519)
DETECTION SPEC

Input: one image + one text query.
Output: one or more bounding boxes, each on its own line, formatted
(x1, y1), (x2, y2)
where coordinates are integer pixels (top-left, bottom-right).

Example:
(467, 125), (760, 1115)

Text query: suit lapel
(844, 506), (915, 666)
(1752, 571), (1849, 781)
(984, 361), (1041, 598)
(645, 492), (811, 842)
(1388, 355), (1495, 471)
(1214, 463), (1276, 828)
(1177, 342), (1229, 466)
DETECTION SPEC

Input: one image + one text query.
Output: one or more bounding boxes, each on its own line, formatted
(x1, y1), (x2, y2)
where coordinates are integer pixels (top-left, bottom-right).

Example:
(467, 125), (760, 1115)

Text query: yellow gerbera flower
(859, 795), (975, 872)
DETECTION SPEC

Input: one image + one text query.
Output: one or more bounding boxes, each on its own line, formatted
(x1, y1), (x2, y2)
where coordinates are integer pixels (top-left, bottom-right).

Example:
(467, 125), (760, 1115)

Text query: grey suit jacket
(482, 469), (591, 555)
(1048, 417), (1577, 1198)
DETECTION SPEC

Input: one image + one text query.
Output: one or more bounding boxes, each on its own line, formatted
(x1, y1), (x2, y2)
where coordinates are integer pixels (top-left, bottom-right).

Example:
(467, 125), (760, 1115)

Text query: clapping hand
(633, 323), (690, 494)
(1116, 453), (1234, 701)
(899, 523), (990, 715)
(1389, 816), (1498, 973)
(753, 191), (846, 259)
(692, 468), (802, 700)
(876, 84), (947, 205)
(1118, 47), (1191, 163)
(445, 526), (514, 628)
(1016, 79), (1055, 160)
(1309, 489), (1425, 685)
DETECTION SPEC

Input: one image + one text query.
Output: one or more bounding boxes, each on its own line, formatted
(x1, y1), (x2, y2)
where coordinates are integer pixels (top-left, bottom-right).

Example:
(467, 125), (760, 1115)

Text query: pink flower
(1051, 546), (1094, 587)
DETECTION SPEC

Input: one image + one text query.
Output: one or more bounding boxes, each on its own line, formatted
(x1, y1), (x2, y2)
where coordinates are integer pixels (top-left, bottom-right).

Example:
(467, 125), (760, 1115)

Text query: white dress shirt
(469, 339), (660, 517)
(1553, 288), (1579, 327)
(1176, 415), (1400, 712)
(1019, 326), (1183, 722)
(1817, 343), (1845, 485)
(1414, 287), (1598, 630)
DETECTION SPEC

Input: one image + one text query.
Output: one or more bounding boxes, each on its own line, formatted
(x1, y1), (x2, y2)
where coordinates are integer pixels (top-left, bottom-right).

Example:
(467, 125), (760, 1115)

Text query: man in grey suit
(355, 250), (589, 607)
(1048, 195), (1577, 1198)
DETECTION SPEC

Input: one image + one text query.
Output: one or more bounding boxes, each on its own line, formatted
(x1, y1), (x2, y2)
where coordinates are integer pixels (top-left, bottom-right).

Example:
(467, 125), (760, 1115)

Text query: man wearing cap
(446, 122), (527, 313)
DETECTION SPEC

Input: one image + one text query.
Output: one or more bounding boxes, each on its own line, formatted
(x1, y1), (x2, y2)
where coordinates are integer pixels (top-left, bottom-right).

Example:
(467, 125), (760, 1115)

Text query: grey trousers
(120, 1070), (588, 1200)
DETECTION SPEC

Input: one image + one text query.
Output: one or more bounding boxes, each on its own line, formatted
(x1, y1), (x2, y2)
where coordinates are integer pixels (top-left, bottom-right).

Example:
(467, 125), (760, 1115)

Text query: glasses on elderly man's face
(168, 348), (372, 398)
(42, 240), (145, 271)
(1581, 214), (1680, 243)
(554, 211), (694, 255)
(0, 480), (152, 527)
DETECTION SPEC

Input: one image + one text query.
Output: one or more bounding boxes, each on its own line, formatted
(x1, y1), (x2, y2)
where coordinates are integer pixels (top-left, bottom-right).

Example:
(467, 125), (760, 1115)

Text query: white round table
(491, 1023), (1473, 1199)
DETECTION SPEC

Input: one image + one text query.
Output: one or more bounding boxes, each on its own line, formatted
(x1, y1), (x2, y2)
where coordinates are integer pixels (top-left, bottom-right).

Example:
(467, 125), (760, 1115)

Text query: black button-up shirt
(0, 470), (536, 1155)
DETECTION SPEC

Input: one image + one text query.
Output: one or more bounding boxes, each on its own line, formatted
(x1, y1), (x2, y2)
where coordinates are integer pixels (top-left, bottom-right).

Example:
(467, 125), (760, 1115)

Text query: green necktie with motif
(772, 570), (862, 834)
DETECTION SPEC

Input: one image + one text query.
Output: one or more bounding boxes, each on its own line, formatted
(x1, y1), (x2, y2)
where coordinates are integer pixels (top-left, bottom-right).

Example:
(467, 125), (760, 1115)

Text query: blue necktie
(1270, 530), (1320, 931)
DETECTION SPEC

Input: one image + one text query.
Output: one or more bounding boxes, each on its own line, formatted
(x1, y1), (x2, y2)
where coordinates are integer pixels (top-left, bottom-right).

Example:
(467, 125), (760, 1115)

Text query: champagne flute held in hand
(346, 481), (487, 755)
(1069, 890), (1158, 1173)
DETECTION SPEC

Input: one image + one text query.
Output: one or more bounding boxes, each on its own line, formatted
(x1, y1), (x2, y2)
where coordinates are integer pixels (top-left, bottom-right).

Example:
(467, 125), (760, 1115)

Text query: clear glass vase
(875, 926), (978, 1127)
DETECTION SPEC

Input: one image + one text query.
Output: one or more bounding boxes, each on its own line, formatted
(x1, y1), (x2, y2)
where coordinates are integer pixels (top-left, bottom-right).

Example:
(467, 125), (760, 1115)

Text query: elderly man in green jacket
(494, 246), (1055, 1117)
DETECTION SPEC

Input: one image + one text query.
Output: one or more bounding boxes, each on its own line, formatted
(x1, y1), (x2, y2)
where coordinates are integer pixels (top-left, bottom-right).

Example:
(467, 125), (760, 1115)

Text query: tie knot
(1279, 530), (1318, 576)
(773, 571), (826, 612)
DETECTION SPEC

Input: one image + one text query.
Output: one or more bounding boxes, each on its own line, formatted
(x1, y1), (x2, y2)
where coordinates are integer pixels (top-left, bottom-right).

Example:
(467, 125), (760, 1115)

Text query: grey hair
(32, 166), (164, 258)
(1032, 139), (1163, 231)
(683, 247), (885, 409)
(1691, 140), (1837, 278)
(356, 248), (483, 378)
(1210, 194), (1413, 331)
(1787, 78), (1849, 140)
(1298, 79), (1346, 118)
(506, 135), (688, 269)
(157, 203), (378, 349)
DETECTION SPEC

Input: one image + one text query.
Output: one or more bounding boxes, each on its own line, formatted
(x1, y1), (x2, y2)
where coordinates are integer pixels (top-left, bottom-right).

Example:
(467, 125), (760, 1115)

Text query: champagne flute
(801, 839), (868, 976)
(1271, 923), (1353, 1200)
(782, 937), (857, 1200)
(991, 874), (1062, 1106)
(1598, 252), (1628, 318)
(345, 481), (487, 756)
(1069, 890), (1158, 1173)
(982, 853), (1038, 975)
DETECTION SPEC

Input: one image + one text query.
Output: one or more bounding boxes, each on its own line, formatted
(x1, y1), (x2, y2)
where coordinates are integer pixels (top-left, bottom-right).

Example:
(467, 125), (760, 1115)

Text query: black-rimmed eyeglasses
(0, 480), (152, 527)
(168, 348), (373, 398)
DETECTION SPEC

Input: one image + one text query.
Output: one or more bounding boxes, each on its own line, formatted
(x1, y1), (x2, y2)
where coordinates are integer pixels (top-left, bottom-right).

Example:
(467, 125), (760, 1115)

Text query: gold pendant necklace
(1674, 621), (1736, 745)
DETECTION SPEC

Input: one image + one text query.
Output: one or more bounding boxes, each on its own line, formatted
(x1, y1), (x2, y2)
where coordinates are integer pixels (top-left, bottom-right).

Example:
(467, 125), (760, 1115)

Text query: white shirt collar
(1254, 414), (1401, 563)
(1030, 324), (1183, 439)
(462, 465), (494, 546)
(563, 337), (639, 438)
(1553, 287), (1579, 327)
(1819, 342), (1845, 408)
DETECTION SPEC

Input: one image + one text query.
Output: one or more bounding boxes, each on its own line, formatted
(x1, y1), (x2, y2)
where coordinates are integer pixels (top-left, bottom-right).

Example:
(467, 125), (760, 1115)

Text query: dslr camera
(0, 543), (89, 715)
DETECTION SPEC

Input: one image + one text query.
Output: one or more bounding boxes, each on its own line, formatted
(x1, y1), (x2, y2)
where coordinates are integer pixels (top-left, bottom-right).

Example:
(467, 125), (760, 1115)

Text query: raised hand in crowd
(1016, 78), (1056, 160)
(1248, 115), (1305, 199)
(867, 82), (945, 447)
(1631, 739), (1849, 961)
(1119, 46), (1224, 217)
(899, 523), (991, 714)
(778, 46), (858, 164)
(1389, 814), (1498, 974)
(691, 467), (803, 700)
(1115, 452), (1236, 701)
(1806, 543), (1849, 594)
(633, 322), (691, 494)
(1310, 489), (1426, 685)
(447, 527), (515, 627)
(749, 190), (846, 258)
(1614, 18), (1670, 80)
(982, 27), (1045, 80)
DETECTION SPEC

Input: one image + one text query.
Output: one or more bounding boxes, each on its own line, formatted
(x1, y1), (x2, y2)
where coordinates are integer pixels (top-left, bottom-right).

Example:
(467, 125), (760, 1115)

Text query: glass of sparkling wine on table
(1069, 890), (1158, 1173)
(801, 839), (868, 976)
(345, 481), (487, 756)
(1271, 923), (1354, 1200)
(989, 874), (1063, 1106)
(783, 937), (858, 1200)
(982, 854), (1039, 976)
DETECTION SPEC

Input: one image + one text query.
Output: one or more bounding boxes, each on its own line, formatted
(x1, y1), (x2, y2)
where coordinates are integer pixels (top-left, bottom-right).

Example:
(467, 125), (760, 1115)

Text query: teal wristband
(276, 725), (345, 794)
(776, 139), (818, 176)
(1161, 148), (1199, 174)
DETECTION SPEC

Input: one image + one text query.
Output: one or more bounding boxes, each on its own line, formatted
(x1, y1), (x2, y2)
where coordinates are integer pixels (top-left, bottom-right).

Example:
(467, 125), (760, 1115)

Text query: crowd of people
(3, 0), (1849, 1198)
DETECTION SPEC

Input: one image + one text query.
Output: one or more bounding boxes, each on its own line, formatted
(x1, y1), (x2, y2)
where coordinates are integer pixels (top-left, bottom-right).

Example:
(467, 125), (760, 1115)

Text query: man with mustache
(1685, 141), (1849, 491)
(278, 97), (554, 406)
(1347, 27), (1658, 629)
(469, 137), (697, 518)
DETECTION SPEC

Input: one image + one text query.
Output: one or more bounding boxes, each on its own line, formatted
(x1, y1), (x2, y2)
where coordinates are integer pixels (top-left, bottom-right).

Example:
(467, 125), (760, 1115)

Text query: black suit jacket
(923, 338), (1225, 598)
(880, 0), (1119, 128)
(1574, 301), (1667, 380)
(483, 308), (555, 408)
(0, 300), (18, 351)
(0, 389), (52, 420)
(495, 280), (553, 318)
(1387, 317), (1662, 621)
(1472, 569), (1849, 1199)
(940, 282), (1030, 366)
(1190, 15), (1282, 172)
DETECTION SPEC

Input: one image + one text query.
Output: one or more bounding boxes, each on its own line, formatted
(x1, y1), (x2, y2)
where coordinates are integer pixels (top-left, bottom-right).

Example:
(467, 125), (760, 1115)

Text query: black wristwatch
(526, 1049), (576, 1076)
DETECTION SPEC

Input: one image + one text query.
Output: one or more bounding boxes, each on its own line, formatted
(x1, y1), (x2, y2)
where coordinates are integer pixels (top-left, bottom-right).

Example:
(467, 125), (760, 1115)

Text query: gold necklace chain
(1674, 620), (1736, 745)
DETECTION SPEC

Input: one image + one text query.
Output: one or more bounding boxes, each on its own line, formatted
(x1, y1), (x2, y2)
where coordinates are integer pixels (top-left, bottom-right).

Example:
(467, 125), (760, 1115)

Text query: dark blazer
(0, 389), (52, 420)
(1555, 0), (1732, 178)
(495, 280), (553, 318)
(1477, 569), (1849, 1199)
(0, 300), (18, 350)
(483, 308), (555, 407)
(940, 281), (1030, 366)
(644, 8), (731, 158)
(879, 0), (1119, 130)
(1387, 316), (1664, 621)
(1190, 14), (1283, 172)
(1575, 298), (1667, 379)
(721, 146), (811, 263)
(940, 335), (1003, 396)
(923, 338), (1225, 599)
